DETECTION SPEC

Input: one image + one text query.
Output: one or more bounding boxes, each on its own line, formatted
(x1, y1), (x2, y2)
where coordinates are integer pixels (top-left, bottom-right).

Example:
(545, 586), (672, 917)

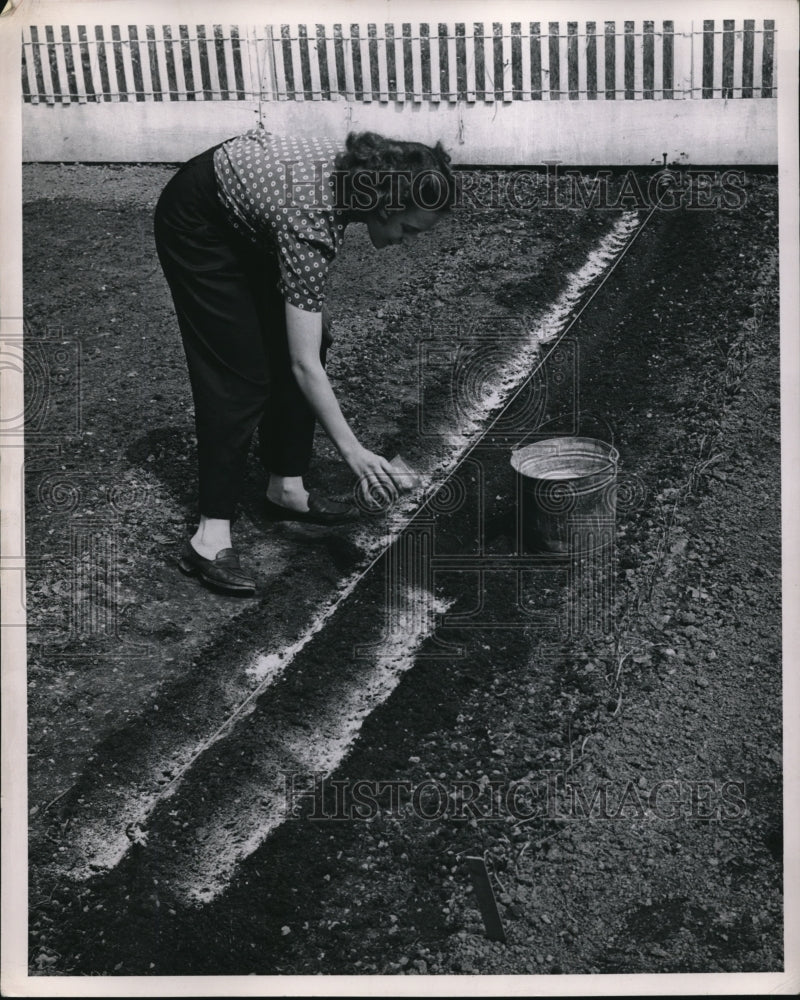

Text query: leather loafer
(177, 541), (256, 596)
(264, 492), (360, 526)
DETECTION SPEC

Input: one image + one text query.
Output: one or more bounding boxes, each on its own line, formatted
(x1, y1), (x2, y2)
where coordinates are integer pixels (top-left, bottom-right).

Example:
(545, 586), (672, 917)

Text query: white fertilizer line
(176, 590), (453, 904)
(346, 211), (643, 548)
(64, 564), (373, 879)
(63, 209), (645, 882)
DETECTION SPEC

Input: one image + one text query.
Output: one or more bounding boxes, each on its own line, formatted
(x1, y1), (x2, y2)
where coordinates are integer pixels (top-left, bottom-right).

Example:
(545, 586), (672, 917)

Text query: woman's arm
(285, 302), (402, 501)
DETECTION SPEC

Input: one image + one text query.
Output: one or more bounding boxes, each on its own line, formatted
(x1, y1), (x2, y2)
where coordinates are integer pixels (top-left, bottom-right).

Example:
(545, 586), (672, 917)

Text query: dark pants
(154, 144), (328, 520)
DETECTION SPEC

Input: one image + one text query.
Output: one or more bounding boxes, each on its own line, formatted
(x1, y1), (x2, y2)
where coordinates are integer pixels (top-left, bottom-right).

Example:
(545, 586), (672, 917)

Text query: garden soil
(22, 164), (781, 976)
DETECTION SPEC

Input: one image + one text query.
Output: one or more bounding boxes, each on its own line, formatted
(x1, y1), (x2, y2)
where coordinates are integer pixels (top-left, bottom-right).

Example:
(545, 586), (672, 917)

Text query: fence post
(21, 26), (40, 103)
(263, 25), (277, 101)
(676, 20), (693, 98)
(243, 23), (276, 106)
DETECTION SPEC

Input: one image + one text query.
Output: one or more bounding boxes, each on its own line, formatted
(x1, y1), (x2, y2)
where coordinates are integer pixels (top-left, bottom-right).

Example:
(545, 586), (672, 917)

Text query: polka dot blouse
(214, 129), (348, 312)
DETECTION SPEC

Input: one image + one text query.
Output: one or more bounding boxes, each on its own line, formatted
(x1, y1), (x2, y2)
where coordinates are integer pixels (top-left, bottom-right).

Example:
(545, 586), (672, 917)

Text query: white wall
(22, 98), (777, 165)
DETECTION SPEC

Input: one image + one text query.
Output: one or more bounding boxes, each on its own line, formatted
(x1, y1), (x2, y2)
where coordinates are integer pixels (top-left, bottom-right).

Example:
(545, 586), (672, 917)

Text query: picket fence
(21, 19), (777, 103)
(19, 18), (779, 163)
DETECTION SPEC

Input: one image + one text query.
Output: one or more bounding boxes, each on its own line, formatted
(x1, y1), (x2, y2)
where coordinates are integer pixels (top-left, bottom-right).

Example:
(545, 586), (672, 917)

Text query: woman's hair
(334, 131), (457, 217)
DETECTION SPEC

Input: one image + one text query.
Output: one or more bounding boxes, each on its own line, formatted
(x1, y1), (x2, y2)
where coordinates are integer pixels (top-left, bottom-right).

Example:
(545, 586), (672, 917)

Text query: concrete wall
(21, 96), (778, 165)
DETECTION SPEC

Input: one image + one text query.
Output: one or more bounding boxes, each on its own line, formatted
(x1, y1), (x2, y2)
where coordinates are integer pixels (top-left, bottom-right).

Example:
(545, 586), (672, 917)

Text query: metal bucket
(510, 437), (618, 553)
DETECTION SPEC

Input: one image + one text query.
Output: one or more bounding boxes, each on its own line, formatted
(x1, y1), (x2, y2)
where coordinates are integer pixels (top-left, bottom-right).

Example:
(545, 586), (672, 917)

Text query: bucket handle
(513, 418), (616, 454)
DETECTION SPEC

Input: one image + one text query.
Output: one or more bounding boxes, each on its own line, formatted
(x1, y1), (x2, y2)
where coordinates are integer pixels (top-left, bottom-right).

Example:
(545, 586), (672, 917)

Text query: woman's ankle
(266, 475), (309, 510)
(192, 516), (232, 557)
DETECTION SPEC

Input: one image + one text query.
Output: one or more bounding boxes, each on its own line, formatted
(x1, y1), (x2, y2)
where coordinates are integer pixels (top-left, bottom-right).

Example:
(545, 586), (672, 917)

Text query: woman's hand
(344, 445), (404, 509)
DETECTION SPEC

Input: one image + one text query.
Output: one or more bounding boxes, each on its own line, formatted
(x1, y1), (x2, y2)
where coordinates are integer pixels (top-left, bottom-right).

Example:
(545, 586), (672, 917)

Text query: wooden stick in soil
(464, 856), (506, 943)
